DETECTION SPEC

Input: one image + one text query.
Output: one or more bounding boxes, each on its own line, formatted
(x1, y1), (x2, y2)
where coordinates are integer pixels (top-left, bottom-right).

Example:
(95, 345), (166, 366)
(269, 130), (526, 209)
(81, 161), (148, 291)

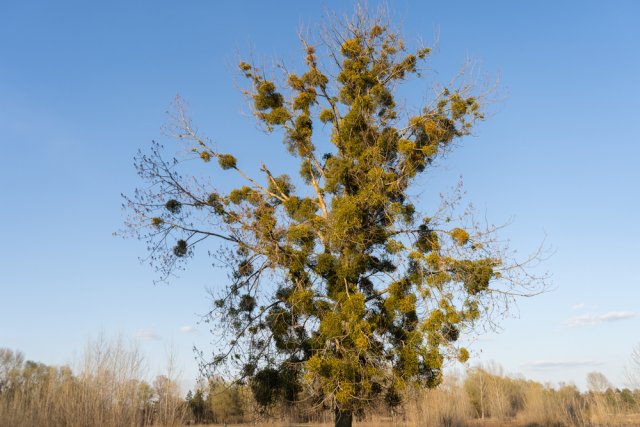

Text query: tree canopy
(124, 7), (544, 427)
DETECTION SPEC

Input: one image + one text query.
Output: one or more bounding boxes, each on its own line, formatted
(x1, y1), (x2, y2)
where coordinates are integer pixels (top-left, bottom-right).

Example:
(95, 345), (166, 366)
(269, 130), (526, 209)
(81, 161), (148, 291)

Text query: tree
(587, 371), (611, 393)
(208, 377), (244, 423)
(152, 374), (184, 425)
(625, 343), (640, 389)
(124, 6), (544, 427)
(189, 388), (207, 423)
(0, 348), (25, 395)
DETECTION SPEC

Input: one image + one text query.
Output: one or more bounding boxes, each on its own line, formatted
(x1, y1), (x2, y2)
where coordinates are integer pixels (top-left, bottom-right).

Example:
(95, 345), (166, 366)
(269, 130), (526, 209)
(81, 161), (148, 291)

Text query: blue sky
(1, 0), (639, 391)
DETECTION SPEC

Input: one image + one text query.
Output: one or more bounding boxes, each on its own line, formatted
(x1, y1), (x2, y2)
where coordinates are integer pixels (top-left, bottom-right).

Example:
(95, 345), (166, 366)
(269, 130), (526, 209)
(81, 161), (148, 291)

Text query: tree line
(0, 343), (185, 427)
(4, 344), (640, 427)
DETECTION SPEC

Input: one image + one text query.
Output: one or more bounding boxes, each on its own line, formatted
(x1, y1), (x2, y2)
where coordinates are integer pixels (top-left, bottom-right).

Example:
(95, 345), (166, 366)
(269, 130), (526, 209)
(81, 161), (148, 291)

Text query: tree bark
(335, 408), (353, 427)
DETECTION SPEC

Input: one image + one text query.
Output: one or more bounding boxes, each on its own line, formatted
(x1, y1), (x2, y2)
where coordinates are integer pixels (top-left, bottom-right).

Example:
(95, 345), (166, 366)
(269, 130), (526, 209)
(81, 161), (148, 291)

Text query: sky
(1, 0), (639, 392)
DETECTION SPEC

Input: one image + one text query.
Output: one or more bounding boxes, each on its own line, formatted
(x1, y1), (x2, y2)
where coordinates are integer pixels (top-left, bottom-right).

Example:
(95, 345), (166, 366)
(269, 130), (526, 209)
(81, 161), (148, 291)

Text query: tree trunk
(335, 408), (353, 427)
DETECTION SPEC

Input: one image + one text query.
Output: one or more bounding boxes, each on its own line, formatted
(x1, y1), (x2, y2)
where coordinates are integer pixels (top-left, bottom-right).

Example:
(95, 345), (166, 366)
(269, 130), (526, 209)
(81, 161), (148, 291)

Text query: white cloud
(523, 359), (603, 370)
(572, 303), (585, 310)
(135, 329), (161, 341)
(565, 311), (638, 327)
(180, 325), (196, 334)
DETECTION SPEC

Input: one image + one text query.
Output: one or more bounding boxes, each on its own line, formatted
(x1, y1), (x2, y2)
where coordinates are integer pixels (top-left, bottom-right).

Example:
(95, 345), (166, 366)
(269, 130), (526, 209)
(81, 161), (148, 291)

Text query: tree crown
(125, 8), (544, 416)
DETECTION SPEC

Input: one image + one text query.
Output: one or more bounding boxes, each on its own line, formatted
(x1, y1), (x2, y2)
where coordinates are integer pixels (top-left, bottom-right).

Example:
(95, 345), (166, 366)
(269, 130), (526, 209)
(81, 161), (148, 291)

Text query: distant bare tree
(586, 372), (611, 393)
(624, 343), (640, 389)
(0, 348), (25, 393)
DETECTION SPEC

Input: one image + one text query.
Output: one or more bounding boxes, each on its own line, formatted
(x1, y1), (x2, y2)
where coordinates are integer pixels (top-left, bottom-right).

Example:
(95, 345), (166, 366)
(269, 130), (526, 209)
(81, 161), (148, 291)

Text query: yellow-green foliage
(218, 153), (237, 170)
(451, 227), (470, 245)
(200, 150), (211, 162)
(129, 8), (500, 423)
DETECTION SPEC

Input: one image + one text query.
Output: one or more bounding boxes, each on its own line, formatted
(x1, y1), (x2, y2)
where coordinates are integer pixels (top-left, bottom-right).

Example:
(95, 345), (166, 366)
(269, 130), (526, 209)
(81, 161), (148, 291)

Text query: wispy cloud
(135, 329), (161, 341)
(180, 325), (196, 334)
(565, 311), (638, 327)
(572, 303), (585, 310)
(523, 359), (603, 370)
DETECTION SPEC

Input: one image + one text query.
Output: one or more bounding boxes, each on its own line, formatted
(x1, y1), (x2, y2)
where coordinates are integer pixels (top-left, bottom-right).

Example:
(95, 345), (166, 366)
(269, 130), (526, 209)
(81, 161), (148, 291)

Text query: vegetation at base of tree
(123, 4), (547, 426)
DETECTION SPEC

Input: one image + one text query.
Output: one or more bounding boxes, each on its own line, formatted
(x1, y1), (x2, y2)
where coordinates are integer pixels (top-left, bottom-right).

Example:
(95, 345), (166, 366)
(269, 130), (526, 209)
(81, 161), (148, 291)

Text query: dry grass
(403, 375), (472, 427)
(187, 415), (640, 427)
